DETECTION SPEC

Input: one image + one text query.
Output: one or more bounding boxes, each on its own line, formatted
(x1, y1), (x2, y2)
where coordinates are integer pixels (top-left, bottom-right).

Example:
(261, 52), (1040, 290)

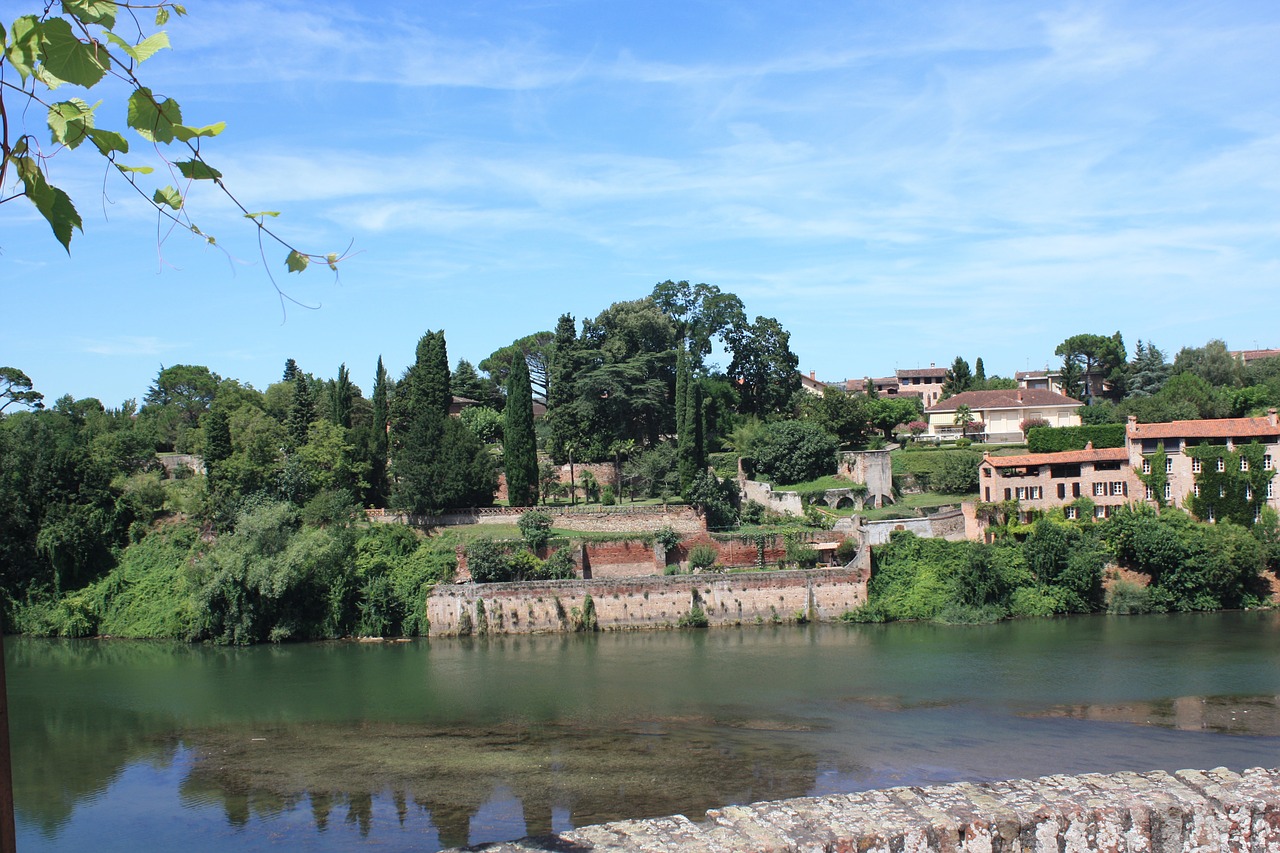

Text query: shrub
(1019, 417), (1051, 434)
(685, 472), (739, 531)
(466, 539), (512, 583)
(785, 537), (819, 568)
(739, 500), (766, 525)
(932, 452), (981, 495)
(688, 543), (719, 571)
(1107, 579), (1154, 614)
(600, 486), (616, 506)
(835, 538), (860, 564)
(954, 437), (972, 448)
(1026, 424), (1125, 453)
(517, 510), (553, 550)
(654, 525), (682, 551)
(676, 605), (709, 628)
(542, 547), (578, 580)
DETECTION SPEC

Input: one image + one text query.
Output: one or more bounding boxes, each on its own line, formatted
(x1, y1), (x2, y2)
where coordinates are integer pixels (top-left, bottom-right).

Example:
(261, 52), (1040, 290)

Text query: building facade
(978, 411), (1280, 523)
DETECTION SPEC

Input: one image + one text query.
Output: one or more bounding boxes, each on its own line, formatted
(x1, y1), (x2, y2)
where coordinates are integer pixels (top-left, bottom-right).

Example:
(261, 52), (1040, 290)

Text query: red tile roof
(927, 388), (1083, 412)
(1128, 416), (1280, 440)
(982, 447), (1129, 468)
(1233, 348), (1280, 364)
(896, 367), (947, 379)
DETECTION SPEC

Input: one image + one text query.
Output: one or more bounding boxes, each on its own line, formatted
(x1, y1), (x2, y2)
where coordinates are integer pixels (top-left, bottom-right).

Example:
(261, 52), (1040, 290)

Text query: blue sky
(4, 0), (1278, 405)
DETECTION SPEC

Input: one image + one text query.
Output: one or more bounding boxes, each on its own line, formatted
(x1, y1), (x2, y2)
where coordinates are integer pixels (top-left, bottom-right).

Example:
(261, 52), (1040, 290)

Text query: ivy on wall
(1136, 443), (1169, 509)
(1185, 441), (1275, 526)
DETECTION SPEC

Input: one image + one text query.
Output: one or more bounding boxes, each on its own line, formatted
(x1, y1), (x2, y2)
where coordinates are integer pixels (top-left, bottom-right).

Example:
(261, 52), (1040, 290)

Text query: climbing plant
(1185, 441), (1275, 526)
(1, 3), (347, 290)
(1135, 443), (1169, 509)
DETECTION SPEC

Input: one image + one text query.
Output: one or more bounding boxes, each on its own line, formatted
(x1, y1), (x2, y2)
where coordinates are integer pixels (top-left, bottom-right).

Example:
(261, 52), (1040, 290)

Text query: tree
(750, 420), (838, 484)
(282, 359), (300, 383)
(726, 315), (800, 418)
(1, 3), (346, 283)
(650, 279), (746, 369)
(798, 387), (874, 447)
(0, 367), (44, 413)
(503, 355), (539, 507)
(480, 332), (554, 404)
(546, 313), (585, 462)
(973, 358), (986, 386)
(286, 374), (315, 448)
(1055, 332), (1127, 402)
(953, 404), (975, 438)
(330, 364), (354, 429)
(1173, 339), (1243, 388)
(941, 357), (972, 398)
(1058, 355), (1084, 401)
(1125, 340), (1171, 398)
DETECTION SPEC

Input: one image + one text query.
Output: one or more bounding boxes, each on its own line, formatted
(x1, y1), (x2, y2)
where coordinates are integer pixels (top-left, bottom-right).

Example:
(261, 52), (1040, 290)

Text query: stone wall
(452, 766), (1280, 852)
(837, 449), (894, 507)
(369, 504), (705, 533)
(426, 567), (867, 636)
(740, 479), (804, 515)
(860, 506), (968, 546)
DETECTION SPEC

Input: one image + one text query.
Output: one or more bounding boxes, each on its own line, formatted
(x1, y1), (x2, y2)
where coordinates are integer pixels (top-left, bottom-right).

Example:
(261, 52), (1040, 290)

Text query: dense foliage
(1026, 424), (1126, 453)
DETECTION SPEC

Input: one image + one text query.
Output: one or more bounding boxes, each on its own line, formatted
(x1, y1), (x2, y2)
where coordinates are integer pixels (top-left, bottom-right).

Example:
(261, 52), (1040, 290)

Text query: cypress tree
(546, 313), (582, 462)
(676, 345), (697, 491)
(331, 363), (353, 428)
(282, 358), (299, 383)
(287, 374), (315, 448)
(364, 356), (390, 507)
(203, 407), (232, 476)
(503, 355), (539, 507)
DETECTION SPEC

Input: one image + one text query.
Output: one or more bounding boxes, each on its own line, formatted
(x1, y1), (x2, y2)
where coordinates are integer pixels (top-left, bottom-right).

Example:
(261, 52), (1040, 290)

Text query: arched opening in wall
(835, 496), (855, 510)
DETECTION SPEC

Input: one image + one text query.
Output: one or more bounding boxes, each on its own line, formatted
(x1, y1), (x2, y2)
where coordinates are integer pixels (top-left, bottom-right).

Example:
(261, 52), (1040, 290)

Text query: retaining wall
(426, 567), (867, 636)
(451, 766), (1280, 852)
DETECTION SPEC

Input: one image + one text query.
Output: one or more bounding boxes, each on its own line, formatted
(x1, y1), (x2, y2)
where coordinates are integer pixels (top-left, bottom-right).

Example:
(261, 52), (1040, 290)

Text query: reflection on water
(9, 612), (1280, 852)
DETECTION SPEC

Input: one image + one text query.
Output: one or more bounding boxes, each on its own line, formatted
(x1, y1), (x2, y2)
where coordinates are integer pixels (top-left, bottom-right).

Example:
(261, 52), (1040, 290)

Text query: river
(9, 611), (1280, 851)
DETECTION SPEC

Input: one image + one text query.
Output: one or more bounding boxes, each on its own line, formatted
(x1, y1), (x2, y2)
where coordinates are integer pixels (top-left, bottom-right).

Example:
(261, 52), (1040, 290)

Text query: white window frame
(1264, 454), (1273, 471)
(1192, 458), (1202, 474)
(1145, 485), (1153, 500)
(1110, 481), (1125, 496)
(1163, 482), (1171, 500)
(1165, 457), (1174, 474)
(1093, 482), (1105, 497)
(1242, 457), (1250, 472)
(1142, 459), (1151, 474)
(1217, 458), (1226, 472)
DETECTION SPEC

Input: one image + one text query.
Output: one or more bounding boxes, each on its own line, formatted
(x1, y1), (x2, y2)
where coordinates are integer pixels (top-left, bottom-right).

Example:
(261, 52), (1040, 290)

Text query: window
(1164, 483), (1171, 500)
(1141, 459), (1151, 475)
(1166, 457), (1174, 474)
(982, 467), (992, 477)
(1145, 485), (1153, 500)
(1057, 483), (1066, 499)
(1110, 481), (1125, 496)
(1072, 483), (1081, 498)
(1241, 457), (1250, 472)
(1265, 454), (1273, 471)
(1207, 507), (1215, 523)
(1269, 482), (1275, 499)
(1217, 458), (1225, 472)
(1004, 488), (1011, 501)
(1219, 485), (1226, 498)
(1065, 506), (1078, 520)
(1246, 487), (1253, 500)
(1093, 482), (1106, 497)
(1095, 506), (1108, 519)
(1192, 458), (1202, 474)
(1193, 484), (1201, 498)
(1015, 486), (1044, 501)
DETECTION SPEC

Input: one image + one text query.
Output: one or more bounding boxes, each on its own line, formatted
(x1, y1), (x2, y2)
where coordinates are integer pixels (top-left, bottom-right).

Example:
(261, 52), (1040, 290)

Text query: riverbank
(450, 766), (1280, 851)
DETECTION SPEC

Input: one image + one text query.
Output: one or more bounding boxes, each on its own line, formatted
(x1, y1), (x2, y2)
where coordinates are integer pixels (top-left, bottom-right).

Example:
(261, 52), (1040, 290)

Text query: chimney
(1016, 390), (1022, 403)
(1270, 408), (1278, 427)
(1085, 441), (1093, 450)
(809, 370), (816, 381)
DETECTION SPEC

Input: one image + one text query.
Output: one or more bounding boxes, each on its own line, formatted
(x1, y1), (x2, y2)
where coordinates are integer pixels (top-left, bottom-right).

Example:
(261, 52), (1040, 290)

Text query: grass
(771, 474), (861, 490)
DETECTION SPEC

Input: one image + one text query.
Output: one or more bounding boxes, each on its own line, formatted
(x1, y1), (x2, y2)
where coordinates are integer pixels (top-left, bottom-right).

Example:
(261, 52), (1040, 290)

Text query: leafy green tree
(685, 471), (739, 530)
(1172, 339), (1243, 388)
(1055, 332), (1127, 401)
(797, 387), (873, 447)
(282, 359), (300, 383)
(517, 510), (553, 550)
(1, 2), (344, 274)
(480, 332), (554, 404)
(451, 359), (499, 409)
(202, 407), (232, 476)
(750, 420), (838, 484)
(546, 313), (585, 462)
(1058, 355), (1084, 400)
(459, 406), (503, 444)
(869, 396), (923, 441)
(933, 452), (981, 495)
(953, 404), (975, 438)
(503, 355), (539, 507)
(726, 315), (800, 418)
(650, 279), (746, 369)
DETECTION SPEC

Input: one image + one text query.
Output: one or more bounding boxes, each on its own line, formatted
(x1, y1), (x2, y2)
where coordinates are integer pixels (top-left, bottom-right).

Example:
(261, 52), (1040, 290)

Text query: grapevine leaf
(22, 170), (83, 252)
(5, 16), (42, 82)
(173, 6), (188, 16)
(116, 163), (155, 174)
(326, 253), (339, 271)
(88, 128), (129, 155)
(155, 8), (169, 25)
(175, 159), (222, 180)
(173, 122), (226, 141)
(62, 0), (119, 30)
(153, 186), (183, 210)
(286, 251), (309, 273)
(244, 211), (281, 220)
(40, 18), (109, 88)
(127, 87), (182, 143)
(48, 98), (97, 149)
(104, 30), (169, 63)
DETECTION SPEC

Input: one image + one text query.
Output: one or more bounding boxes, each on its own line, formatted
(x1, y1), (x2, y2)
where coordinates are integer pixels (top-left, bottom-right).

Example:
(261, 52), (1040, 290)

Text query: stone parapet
(450, 766), (1280, 851)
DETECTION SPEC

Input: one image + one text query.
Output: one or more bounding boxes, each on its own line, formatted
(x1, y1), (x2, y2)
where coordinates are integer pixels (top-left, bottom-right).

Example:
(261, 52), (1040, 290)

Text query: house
(1015, 369), (1065, 395)
(977, 409), (1280, 523)
(800, 371), (829, 395)
(924, 389), (1083, 443)
(894, 366), (948, 407)
(1231, 348), (1280, 368)
(844, 376), (900, 395)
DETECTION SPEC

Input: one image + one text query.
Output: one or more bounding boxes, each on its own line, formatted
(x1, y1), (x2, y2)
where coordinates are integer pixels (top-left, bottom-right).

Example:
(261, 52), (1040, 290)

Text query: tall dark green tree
(202, 407), (232, 476)
(362, 356), (391, 507)
(330, 363), (354, 429)
(287, 374), (315, 448)
(503, 355), (539, 507)
(941, 357), (972, 398)
(282, 358), (300, 383)
(546, 313), (586, 462)
(675, 345), (695, 491)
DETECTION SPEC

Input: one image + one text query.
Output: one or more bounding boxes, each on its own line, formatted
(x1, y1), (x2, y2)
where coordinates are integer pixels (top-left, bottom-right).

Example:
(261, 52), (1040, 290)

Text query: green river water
(9, 611), (1280, 851)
